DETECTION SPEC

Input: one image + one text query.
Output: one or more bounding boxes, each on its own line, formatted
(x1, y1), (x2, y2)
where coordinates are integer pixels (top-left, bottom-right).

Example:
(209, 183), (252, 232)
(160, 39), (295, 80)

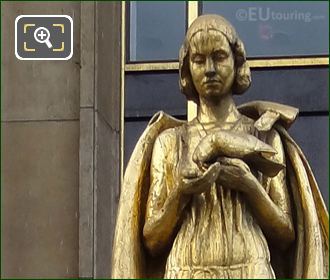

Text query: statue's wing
(111, 111), (185, 279)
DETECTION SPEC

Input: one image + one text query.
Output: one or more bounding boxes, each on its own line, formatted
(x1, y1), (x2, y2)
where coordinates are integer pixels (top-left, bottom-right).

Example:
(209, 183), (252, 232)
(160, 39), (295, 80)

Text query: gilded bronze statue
(112, 15), (328, 279)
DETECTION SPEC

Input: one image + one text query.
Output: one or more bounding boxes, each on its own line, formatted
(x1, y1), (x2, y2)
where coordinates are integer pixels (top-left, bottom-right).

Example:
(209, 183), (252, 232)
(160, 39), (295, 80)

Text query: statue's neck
(197, 94), (241, 124)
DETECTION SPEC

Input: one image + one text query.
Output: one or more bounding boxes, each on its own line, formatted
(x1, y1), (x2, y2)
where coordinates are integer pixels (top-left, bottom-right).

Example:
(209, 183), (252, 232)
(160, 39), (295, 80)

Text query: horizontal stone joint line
(2, 118), (79, 123)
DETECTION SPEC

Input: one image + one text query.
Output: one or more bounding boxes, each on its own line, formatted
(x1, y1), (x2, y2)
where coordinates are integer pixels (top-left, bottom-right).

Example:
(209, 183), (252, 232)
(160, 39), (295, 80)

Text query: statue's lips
(203, 80), (222, 86)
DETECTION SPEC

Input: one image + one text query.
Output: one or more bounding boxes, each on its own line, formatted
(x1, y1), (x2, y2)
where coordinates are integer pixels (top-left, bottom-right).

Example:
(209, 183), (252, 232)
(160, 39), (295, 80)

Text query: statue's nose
(205, 57), (216, 78)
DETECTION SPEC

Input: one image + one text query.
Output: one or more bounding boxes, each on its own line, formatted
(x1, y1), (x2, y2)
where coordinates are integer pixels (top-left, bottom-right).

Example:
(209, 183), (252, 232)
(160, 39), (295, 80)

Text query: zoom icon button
(15, 15), (73, 60)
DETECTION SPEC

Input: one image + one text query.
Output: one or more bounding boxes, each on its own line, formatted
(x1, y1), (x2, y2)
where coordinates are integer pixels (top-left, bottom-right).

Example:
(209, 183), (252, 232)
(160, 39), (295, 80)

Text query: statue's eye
(213, 51), (227, 61)
(192, 54), (205, 64)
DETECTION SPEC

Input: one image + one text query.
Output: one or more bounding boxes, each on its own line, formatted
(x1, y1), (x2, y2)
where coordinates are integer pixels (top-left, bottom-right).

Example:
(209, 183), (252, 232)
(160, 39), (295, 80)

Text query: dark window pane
(235, 68), (328, 112)
(124, 120), (149, 167)
(129, 1), (186, 61)
(125, 68), (327, 118)
(125, 72), (187, 118)
(202, 1), (329, 57)
(289, 115), (329, 207)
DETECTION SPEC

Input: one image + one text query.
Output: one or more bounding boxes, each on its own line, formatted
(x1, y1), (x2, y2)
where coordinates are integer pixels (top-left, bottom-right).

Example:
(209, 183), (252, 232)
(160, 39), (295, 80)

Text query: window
(128, 1), (186, 62)
(202, 1), (329, 57)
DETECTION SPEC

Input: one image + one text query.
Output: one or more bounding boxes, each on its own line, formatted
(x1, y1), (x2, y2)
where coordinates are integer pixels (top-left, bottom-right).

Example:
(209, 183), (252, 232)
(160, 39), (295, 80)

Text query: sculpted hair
(179, 14), (251, 104)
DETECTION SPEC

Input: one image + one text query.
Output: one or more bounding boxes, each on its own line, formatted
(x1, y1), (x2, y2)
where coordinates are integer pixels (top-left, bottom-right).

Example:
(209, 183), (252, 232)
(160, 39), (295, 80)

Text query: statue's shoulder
(156, 123), (186, 143)
(238, 100), (299, 131)
(152, 125), (187, 156)
(148, 111), (186, 145)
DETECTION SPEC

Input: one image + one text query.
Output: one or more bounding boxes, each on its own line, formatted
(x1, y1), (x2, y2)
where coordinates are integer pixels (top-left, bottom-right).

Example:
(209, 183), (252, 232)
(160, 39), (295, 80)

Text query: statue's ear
(181, 77), (187, 88)
(233, 62), (251, 95)
(235, 41), (246, 63)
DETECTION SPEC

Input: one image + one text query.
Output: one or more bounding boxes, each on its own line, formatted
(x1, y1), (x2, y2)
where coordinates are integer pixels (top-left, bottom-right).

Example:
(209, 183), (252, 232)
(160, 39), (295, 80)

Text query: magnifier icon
(34, 27), (53, 48)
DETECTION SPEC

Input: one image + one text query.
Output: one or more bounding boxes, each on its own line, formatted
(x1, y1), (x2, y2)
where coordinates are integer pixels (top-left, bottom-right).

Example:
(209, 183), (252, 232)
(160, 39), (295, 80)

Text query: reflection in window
(129, 1), (186, 62)
(202, 1), (329, 57)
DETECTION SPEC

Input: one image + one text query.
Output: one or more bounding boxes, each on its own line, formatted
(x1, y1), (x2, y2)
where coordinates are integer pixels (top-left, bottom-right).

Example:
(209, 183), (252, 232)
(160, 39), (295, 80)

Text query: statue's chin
(199, 88), (230, 102)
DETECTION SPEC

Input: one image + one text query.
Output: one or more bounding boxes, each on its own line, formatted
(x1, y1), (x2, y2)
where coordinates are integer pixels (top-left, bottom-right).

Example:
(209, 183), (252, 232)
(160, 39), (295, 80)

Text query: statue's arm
(143, 133), (185, 256)
(243, 129), (295, 250)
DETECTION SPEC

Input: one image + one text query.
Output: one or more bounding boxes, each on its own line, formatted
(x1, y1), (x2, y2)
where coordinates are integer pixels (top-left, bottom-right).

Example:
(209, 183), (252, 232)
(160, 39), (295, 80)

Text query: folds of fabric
(276, 125), (329, 279)
(111, 103), (329, 279)
(111, 112), (184, 278)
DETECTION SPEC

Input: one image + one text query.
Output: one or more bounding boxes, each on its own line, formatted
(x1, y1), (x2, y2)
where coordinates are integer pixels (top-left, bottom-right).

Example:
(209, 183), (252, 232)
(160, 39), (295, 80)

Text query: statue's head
(179, 14), (251, 104)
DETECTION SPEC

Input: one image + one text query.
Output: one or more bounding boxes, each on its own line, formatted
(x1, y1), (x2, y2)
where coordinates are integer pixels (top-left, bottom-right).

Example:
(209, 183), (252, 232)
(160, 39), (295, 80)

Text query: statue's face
(189, 30), (235, 101)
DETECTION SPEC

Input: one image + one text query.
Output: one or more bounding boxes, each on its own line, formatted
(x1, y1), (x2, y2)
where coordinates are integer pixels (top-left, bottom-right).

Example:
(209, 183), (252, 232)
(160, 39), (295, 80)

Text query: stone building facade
(2, 1), (328, 278)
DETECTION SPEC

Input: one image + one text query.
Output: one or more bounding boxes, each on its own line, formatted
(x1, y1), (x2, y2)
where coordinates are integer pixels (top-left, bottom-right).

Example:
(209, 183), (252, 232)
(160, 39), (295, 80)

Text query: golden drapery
(111, 101), (329, 279)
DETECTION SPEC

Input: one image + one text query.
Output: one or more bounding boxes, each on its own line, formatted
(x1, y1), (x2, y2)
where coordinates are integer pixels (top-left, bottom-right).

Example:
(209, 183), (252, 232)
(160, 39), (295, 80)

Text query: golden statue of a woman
(112, 15), (328, 279)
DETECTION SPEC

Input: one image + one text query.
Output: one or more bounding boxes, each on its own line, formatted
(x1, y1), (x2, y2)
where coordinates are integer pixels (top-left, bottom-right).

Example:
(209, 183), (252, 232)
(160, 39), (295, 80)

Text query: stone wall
(1, 1), (81, 277)
(1, 1), (122, 278)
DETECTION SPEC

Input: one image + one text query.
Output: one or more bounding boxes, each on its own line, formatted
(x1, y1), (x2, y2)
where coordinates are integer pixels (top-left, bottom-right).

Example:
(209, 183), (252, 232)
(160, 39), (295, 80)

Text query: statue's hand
(177, 162), (220, 195)
(216, 157), (256, 192)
